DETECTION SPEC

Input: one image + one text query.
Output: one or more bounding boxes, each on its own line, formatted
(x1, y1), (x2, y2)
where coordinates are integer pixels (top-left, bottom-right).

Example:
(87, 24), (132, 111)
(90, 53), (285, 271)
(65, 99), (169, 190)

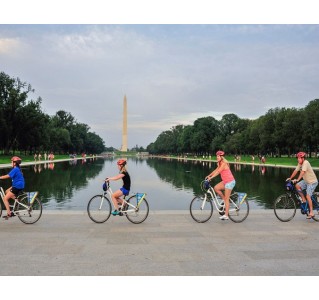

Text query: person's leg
(214, 181), (225, 200)
(3, 190), (15, 216)
(224, 188), (232, 216)
(111, 190), (124, 211)
(296, 181), (307, 202)
(306, 182), (318, 218)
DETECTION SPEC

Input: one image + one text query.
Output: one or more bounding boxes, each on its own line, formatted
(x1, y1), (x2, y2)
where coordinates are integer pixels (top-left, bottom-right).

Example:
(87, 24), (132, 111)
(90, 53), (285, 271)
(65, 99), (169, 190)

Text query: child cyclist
(106, 159), (131, 216)
(206, 150), (236, 220)
(0, 156), (25, 220)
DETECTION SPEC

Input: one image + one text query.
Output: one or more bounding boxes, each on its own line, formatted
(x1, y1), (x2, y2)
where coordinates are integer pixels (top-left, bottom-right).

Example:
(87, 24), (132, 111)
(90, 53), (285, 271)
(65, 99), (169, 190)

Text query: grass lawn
(0, 154), (70, 165)
(171, 154), (319, 168)
(225, 155), (319, 167)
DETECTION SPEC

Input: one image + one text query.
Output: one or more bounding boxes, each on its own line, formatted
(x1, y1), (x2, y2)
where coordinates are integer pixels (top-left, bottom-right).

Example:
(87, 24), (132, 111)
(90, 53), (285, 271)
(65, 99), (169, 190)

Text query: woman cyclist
(206, 150), (236, 220)
(0, 156), (25, 220)
(287, 151), (318, 219)
(106, 159), (131, 216)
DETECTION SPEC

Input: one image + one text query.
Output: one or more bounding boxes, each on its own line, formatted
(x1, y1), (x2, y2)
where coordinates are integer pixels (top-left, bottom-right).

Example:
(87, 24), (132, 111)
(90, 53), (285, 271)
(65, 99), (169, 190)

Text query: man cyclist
(287, 152), (318, 219)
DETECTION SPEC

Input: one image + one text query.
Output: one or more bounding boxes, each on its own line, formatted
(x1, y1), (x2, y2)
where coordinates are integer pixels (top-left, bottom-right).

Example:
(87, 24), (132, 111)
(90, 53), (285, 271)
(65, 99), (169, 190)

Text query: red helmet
(11, 156), (22, 164)
(117, 159), (126, 166)
(296, 152), (306, 158)
(216, 150), (225, 156)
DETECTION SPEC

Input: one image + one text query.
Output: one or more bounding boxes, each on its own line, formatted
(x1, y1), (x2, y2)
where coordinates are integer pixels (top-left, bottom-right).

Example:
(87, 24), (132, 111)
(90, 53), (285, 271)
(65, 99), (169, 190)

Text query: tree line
(0, 71), (105, 155)
(146, 99), (319, 158)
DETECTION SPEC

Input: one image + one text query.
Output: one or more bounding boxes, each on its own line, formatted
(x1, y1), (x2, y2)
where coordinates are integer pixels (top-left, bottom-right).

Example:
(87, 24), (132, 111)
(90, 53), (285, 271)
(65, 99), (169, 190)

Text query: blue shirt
(9, 167), (25, 189)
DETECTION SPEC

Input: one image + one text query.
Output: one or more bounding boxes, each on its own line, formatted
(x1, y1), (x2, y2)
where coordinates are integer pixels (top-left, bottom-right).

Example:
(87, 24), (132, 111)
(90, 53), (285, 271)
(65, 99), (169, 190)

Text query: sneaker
(111, 210), (120, 216)
(219, 215), (229, 220)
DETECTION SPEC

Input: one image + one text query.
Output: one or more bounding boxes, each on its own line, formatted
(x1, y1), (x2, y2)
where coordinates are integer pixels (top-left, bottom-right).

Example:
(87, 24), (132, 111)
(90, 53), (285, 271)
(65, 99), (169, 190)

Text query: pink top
(220, 168), (235, 184)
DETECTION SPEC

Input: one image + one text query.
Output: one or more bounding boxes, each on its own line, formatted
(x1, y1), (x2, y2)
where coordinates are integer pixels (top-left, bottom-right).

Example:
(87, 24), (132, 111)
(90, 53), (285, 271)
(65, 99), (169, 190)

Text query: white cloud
(1, 24), (319, 148)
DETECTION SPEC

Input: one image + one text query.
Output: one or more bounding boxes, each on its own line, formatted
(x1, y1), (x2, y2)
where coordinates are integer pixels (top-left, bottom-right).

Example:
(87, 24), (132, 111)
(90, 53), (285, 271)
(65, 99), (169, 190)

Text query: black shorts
(11, 187), (24, 196)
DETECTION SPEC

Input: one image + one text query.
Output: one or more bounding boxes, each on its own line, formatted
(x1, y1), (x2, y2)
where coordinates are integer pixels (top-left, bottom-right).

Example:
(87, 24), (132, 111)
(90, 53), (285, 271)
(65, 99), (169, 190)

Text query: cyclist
(0, 156), (25, 220)
(206, 150), (236, 220)
(105, 159), (131, 216)
(287, 152), (318, 219)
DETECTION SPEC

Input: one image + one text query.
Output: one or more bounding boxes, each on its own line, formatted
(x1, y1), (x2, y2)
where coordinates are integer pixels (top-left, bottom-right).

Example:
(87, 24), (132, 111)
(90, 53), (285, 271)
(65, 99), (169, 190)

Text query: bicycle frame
(203, 186), (225, 213)
(0, 186), (32, 214)
(203, 184), (247, 213)
(102, 184), (146, 212)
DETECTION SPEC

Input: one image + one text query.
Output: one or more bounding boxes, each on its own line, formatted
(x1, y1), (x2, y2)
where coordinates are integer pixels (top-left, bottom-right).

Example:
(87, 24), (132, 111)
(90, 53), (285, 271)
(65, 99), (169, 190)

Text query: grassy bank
(0, 154), (70, 164)
(169, 154), (319, 168)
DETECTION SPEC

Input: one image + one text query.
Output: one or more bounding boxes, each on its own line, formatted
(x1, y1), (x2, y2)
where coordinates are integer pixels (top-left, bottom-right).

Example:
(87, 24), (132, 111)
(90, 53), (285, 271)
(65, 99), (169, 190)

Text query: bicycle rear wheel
(17, 196), (42, 224)
(274, 194), (296, 222)
(87, 195), (111, 223)
(311, 192), (319, 222)
(228, 194), (249, 223)
(190, 196), (213, 223)
(125, 195), (149, 224)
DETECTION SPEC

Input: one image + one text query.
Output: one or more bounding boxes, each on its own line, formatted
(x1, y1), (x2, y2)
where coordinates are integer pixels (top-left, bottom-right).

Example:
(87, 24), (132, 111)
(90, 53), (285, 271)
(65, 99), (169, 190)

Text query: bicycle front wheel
(17, 196), (42, 224)
(87, 195), (111, 223)
(274, 194), (296, 222)
(125, 195), (149, 224)
(190, 196), (213, 223)
(228, 194), (249, 223)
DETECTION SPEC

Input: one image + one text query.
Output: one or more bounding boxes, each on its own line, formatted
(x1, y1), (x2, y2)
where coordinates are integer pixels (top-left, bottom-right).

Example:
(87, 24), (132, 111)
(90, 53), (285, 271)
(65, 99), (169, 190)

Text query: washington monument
(121, 95), (128, 152)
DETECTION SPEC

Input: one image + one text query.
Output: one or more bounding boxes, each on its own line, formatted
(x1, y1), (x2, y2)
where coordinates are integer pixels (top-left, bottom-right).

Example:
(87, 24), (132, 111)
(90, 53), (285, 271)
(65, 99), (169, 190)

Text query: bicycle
(274, 180), (319, 222)
(87, 181), (149, 224)
(190, 180), (249, 223)
(0, 187), (42, 224)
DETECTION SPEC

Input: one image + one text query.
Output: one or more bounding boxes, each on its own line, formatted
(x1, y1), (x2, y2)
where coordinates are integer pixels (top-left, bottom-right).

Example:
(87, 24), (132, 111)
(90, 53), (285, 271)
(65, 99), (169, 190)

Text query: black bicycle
(274, 180), (319, 222)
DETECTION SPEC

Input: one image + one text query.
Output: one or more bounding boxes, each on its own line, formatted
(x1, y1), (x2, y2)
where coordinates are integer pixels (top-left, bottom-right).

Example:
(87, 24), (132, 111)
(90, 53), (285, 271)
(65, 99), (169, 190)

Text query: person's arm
(294, 170), (305, 183)
(0, 174), (10, 180)
(206, 163), (225, 181)
(106, 174), (124, 181)
(287, 167), (299, 181)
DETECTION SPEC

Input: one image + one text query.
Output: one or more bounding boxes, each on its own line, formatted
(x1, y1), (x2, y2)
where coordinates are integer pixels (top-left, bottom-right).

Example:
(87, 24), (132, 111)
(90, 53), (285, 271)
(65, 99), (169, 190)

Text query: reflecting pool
(1, 157), (317, 211)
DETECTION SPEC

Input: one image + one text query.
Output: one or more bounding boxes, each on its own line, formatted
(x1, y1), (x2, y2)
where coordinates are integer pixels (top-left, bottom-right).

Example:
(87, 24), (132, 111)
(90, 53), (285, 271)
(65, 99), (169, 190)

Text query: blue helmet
(102, 182), (108, 191)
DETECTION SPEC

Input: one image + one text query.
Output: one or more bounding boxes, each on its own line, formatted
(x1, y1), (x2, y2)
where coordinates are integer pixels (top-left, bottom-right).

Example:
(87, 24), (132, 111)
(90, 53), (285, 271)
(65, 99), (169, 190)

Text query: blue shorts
(225, 180), (236, 190)
(120, 187), (130, 196)
(298, 180), (318, 196)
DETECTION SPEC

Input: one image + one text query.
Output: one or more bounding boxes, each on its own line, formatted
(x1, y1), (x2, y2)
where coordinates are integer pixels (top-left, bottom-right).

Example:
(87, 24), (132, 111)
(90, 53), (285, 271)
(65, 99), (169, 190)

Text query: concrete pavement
(1, 209), (319, 276)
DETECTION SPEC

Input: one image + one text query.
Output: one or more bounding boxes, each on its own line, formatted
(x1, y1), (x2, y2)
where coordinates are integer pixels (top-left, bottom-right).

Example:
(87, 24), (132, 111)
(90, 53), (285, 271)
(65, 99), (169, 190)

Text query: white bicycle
(0, 186), (42, 224)
(190, 180), (249, 223)
(87, 181), (149, 224)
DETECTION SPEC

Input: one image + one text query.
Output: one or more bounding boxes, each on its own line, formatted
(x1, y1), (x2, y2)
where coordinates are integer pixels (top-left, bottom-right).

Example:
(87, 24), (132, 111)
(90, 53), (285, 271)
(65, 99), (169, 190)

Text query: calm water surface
(1, 157), (318, 211)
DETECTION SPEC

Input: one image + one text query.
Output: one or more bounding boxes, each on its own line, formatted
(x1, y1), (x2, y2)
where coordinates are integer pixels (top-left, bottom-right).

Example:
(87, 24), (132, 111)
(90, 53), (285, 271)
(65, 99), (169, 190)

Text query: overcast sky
(1, 4), (318, 149)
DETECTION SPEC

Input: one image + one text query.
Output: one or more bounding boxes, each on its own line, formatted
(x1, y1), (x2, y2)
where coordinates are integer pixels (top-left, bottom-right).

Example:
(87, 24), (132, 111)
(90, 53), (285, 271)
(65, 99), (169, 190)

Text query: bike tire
(311, 192), (319, 222)
(190, 196), (213, 223)
(125, 195), (149, 224)
(17, 196), (42, 224)
(274, 194), (296, 222)
(228, 194), (249, 223)
(87, 194), (111, 223)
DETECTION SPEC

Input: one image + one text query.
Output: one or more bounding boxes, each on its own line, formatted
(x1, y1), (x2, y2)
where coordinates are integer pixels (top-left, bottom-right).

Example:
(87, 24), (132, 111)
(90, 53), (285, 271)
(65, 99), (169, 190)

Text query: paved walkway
(1, 210), (319, 276)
